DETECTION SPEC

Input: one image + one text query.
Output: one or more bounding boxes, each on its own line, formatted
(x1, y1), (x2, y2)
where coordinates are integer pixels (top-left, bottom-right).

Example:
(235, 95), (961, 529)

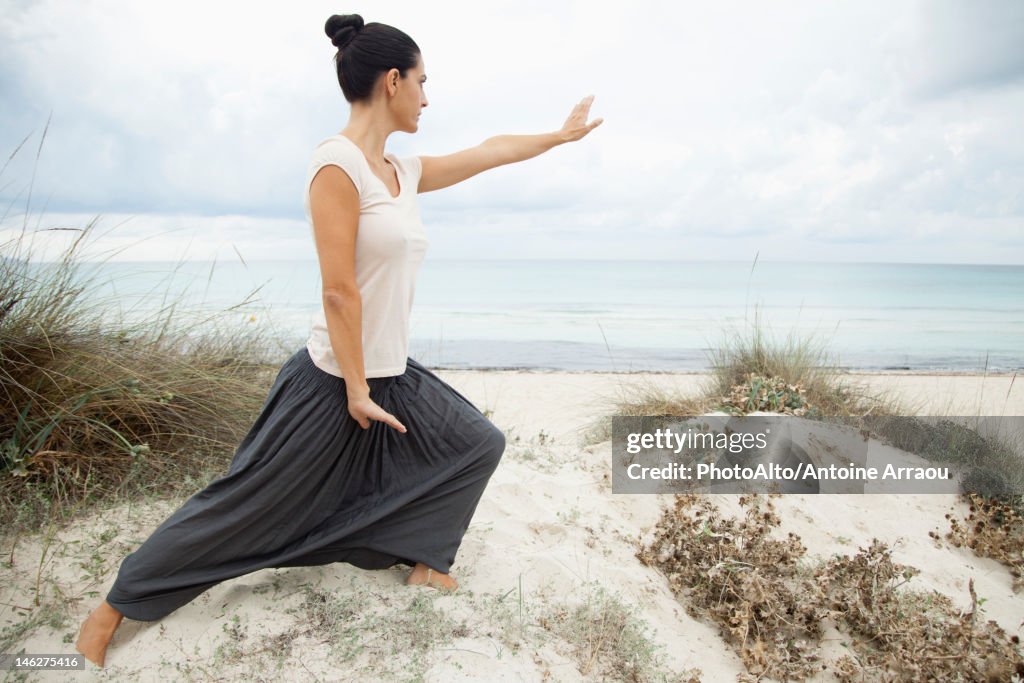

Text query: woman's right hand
(556, 94), (603, 143)
(347, 393), (407, 433)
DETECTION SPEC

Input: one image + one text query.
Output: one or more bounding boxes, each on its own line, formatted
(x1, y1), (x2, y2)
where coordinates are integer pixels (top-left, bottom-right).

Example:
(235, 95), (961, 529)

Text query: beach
(4, 0), (1022, 677)
(3, 367), (1020, 681)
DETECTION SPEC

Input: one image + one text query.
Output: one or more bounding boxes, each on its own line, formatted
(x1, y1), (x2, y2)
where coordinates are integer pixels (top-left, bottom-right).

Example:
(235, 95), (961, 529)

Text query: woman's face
(393, 56), (428, 133)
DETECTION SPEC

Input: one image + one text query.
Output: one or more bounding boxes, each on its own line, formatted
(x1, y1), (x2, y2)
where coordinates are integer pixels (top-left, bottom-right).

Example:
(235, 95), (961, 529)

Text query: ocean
(70, 259), (1023, 373)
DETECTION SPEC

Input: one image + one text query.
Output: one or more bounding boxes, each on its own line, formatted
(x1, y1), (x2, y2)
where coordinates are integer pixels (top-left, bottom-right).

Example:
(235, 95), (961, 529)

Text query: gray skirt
(105, 347), (506, 621)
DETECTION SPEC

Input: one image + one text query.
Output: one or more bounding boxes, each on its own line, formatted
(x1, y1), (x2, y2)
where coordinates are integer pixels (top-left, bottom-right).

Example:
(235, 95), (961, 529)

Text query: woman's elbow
(322, 286), (360, 309)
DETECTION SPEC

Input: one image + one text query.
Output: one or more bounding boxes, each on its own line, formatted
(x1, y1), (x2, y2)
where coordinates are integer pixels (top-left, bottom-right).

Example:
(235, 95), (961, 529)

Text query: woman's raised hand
(557, 94), (603, 143)
(347, 394), (407, 432)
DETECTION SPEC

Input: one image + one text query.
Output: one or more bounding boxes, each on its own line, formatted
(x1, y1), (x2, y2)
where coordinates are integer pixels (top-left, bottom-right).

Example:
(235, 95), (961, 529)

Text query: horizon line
(25, 257), (1024, 268)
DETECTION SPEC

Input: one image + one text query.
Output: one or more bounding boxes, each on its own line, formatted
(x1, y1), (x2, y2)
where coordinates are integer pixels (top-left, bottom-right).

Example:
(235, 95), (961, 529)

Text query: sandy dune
(3, 369), (1021, 681)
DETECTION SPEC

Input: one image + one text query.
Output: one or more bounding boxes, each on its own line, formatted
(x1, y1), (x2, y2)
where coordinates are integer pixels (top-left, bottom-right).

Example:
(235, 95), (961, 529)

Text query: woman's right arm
(308, 164), (407, 433)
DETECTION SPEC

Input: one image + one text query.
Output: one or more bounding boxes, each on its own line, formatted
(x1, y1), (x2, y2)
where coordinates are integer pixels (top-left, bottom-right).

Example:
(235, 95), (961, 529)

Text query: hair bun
(325, 14), (364, 50)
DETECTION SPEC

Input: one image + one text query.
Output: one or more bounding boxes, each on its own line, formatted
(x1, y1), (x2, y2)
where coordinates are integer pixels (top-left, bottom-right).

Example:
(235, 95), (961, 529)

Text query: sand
(2, 370), (1021, 682)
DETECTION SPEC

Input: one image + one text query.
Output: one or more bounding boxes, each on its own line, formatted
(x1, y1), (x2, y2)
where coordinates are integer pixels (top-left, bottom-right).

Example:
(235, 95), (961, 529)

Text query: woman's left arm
(418, 95), (603, 194)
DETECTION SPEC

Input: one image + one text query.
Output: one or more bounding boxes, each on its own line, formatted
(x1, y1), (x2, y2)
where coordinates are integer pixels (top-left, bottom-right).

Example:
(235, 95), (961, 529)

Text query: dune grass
(1, 153), (283, 537)
(701, 307), (923, 418)
(582, 306), (921, 450)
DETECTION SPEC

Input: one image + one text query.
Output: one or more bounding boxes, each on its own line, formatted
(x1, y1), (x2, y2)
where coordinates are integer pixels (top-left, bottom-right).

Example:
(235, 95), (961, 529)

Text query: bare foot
(405, 562), (459, 592)
(75, 601), (124, 667)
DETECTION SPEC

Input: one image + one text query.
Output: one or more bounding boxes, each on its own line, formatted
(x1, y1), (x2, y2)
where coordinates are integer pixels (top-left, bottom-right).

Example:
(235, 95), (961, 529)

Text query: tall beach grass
(1, 130), (284, 537)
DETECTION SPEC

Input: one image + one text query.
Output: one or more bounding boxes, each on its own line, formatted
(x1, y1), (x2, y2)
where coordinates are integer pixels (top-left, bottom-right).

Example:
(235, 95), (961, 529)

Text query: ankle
(92, 602), (124, 628)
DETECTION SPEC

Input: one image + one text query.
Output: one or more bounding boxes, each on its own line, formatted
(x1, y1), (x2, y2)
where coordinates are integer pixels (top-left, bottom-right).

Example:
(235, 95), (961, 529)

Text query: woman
(76, 13), (601, 667)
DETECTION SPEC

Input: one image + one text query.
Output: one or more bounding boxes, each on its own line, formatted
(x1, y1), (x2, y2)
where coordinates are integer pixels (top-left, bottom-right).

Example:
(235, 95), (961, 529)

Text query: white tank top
(302, 134), (429, 379)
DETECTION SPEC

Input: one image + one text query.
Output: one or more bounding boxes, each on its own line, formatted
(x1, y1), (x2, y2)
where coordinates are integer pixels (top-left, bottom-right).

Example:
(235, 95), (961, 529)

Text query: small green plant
(556, 505), (581, 525)
(718, 372), (817, 416)
(212, 614), (246, 666)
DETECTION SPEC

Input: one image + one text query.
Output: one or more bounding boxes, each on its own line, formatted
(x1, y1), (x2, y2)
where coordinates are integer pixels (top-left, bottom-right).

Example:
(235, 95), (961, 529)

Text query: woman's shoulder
(311, 135), (363, 163)
(307, 136), (368, 193)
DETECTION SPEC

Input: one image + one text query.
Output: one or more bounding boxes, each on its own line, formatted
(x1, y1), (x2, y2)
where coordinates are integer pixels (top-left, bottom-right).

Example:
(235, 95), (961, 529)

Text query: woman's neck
(339, 107), (393, 164)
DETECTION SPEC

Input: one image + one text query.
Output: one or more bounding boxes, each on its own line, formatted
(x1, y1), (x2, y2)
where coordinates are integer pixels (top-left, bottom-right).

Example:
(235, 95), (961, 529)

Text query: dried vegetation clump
(637, 495), (824, 680)
(823, 540), (1023, 682)
(638, 494), (1024, 682)
(942, 492), (1024, 593)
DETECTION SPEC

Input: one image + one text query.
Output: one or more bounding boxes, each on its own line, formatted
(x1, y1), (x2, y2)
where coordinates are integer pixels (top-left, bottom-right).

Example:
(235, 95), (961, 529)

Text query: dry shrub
(823, 540), (1023, 682)
(637, 494), (824, 680)
(943, 492), (1024, 593)
(639, 495), (1024, 682)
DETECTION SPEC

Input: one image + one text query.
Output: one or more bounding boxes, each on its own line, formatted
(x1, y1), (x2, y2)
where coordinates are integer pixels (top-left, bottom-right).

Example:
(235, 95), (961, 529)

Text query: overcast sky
(1, 0), (1022, 264)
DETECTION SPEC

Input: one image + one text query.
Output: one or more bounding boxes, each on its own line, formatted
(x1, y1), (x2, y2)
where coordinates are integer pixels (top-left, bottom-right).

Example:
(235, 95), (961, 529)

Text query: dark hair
(324, 14), (421, 104)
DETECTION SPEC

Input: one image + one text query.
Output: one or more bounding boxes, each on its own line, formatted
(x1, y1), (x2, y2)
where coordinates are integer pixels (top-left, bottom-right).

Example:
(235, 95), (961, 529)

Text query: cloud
(895, 0), (1024, 99)
(0, 0), (1021, 264)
